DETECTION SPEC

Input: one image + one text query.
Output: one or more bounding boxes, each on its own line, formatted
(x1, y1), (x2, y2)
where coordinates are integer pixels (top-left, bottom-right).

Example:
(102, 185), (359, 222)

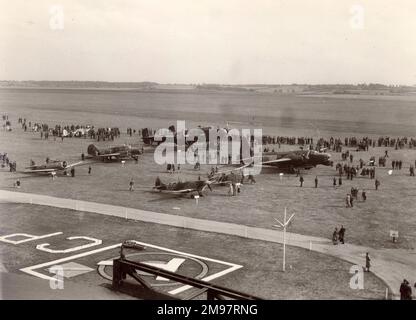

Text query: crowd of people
(0, 152), (16, 172)
(261, 133), (416, 154)
(17, 117), (122, 142)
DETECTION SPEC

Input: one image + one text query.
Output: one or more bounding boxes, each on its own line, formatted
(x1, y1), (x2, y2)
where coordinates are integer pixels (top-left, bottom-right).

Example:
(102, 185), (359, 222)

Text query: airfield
(1, 128), (415, 251)
(1, 89), (416, 299)
(0, 202), (386, 300)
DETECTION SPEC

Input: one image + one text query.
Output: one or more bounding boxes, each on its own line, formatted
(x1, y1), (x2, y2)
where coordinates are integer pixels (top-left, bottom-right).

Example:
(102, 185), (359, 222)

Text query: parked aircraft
(23, 160), (84, 175)
(241, 149), (333, 173)
(152, 177), (212, 197)
(87, 144), (142, 162)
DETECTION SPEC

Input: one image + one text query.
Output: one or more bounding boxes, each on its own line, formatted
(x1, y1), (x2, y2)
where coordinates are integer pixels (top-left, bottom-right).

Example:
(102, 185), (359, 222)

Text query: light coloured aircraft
(23, 160), (84, 175)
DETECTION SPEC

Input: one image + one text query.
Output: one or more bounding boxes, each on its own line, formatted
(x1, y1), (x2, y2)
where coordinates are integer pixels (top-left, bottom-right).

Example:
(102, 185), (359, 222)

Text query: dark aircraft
(141, 127), (196, 150)
(87, 144), (142, 162)
(23, 160), (84, 175)
(242, 149), (333, 173)
(141, 128), (159, 146)
(153, 178), (212, 197)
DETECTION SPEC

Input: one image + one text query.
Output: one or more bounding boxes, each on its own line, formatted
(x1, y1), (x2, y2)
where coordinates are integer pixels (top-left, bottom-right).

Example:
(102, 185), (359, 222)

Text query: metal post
(283, 207), (286, 272)
(273, 207), (295, 273)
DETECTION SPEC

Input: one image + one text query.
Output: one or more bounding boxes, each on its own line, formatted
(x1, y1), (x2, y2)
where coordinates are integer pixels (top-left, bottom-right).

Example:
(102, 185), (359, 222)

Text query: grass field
(2, 88), (416, 137)
(1, 127), (415, 251)
(0, 203), (387, 299)
(1, 89), (415, 299)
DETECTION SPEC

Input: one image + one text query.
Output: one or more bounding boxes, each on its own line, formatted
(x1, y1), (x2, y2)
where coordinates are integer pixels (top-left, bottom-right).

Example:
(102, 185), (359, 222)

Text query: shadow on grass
(100, 282), (177, 300)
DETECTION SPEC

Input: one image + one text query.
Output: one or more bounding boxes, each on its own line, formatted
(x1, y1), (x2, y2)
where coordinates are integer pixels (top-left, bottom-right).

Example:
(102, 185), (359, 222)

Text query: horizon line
(1, 80), (415, 87)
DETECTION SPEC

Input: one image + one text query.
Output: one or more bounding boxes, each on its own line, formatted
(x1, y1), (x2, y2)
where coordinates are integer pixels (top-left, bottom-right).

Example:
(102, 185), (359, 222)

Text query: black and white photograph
(0, 0), (415, 307)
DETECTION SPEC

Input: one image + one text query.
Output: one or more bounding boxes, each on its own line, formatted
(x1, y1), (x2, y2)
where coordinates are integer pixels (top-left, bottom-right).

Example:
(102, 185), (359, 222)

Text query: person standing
(339, 225), (346, 244)
(332, 227), (339, 245)
(333, 177), (337, 187)
(299, 176), (304, 187)
(400, 279), (408, 300)
(70, 167), (75, 177)
(362, 190), (367, 201)
(88, 166), (91, 174)
(230, 172), (237, 196)
(375, 179), (380, 190)
(405, 281), (413, 300)
(129, 178), (134, 191)
(365, 253), (371, 272)
(314, 176), (318, 188)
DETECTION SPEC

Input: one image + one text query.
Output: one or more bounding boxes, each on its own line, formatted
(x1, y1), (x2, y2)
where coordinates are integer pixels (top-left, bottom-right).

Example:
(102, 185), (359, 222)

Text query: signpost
(273, 207), (295, 272)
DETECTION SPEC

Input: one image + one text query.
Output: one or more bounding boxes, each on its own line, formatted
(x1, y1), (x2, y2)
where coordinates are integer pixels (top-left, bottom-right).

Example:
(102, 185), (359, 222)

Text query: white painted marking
(108, 240), (243, 295)
(0, 232), (63, 245)
(144, 258), (185, 281)
(22, 240), (243, 296)
(98, 257), (186, 281)
(169, 264), (242, 295)
(36, 236), (102, 253)
(20, 244), (121, 282)
(47, 262), (94, 278)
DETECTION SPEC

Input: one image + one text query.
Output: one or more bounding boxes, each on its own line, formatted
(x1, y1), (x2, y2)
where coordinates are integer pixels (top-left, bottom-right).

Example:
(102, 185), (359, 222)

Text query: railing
(112, 258), (262, 300)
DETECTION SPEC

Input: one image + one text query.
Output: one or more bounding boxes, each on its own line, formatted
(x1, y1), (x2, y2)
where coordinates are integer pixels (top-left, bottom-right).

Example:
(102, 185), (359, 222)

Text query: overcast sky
(0, 0), (415, 84)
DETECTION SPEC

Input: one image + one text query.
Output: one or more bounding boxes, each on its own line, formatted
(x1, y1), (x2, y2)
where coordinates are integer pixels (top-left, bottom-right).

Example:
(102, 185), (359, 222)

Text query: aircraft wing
(95, 153), (121, 157)
(210, 180), (232, 185)
(213, 162), (253, 176)
(62, 161), (85, 169)
(156, 188), (195, 194)
(262, 158), (292, 164)
(23, 168), (57, 173)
